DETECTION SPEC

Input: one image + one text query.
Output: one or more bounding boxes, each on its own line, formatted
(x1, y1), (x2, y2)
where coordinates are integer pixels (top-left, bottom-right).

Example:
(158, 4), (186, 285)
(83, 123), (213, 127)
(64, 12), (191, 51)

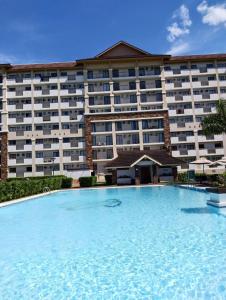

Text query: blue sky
(1, 0), (226, 64)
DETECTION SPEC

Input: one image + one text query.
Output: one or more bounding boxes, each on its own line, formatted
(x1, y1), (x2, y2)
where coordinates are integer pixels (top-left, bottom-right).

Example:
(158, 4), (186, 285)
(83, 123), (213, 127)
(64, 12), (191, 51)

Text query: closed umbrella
(190, 157), (212, 174)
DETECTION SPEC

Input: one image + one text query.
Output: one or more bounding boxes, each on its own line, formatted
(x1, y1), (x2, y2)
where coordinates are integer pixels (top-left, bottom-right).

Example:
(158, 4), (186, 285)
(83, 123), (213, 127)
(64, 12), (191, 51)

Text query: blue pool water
(0, 186), (226, 299)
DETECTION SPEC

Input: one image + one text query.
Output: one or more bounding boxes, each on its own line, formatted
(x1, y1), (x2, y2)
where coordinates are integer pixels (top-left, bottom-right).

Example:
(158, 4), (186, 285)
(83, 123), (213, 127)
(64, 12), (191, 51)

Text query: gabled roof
(95, 40), (153, 58)
(105, 150), (183, 169)
(78, 41), (170, 62)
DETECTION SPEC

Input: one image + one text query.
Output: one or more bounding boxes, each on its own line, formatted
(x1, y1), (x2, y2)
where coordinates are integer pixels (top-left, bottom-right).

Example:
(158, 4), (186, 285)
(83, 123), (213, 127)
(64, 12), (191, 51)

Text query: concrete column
(109, 81), (114, 112)
(31, 138), (36, 176)
(112, 121), (117, 157)
(138, 120), (144, 150)
(160, 64), (167, 109)
(188, 61), (199, 159)
(59, 137), (64, 174)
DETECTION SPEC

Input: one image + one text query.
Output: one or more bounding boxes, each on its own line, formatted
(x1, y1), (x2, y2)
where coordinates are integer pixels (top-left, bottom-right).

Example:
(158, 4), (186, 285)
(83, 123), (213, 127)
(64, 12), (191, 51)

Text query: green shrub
(0, 175), (72, 203)
(105, 174), (113, 185)
(195, 173), (207, 182)
(79, 176), (97, 187)
(61, 177), (73, 188)
(177, 172), (188, 183)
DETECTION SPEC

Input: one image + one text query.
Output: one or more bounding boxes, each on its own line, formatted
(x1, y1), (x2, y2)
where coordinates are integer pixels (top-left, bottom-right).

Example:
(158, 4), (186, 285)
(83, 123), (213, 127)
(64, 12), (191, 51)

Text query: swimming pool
(0, 186), (226, 299)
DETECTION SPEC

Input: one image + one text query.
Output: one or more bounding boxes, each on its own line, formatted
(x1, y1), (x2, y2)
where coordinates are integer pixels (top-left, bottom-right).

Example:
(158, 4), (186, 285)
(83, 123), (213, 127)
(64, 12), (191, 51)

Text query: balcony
(93, 150), (114, 161)
(115, 122), (139, 132)
(140, 94), (162, 103)
(35, 157), (61, 164)
(143, 134), (164, 144)
(7, 78), (32, 85)
(199, 148), (224, 156)
(169, 108), (193, 116)
(8, 158), (33, 166)
(7, 90), (32, 98)
(164, 68), (190, 77)
(190, 66), (215, 75)
(198, 134), (222, 142)
(113, 83), (136, 92)
(170, 122), (194, 131)
(166, 94), (191, 103)
(8, 104), (32, 111)
(165, 82), (190, 90)
(8, 144), (32, 152)
(172, 149), (196, 157)
(34, 116), (59, 123)
(193, 93), (218, 101)
(192, 80), (217, 88)
(92, 123), (112, 133)
(61, 114), (83, 122)
(34, 102), (59, 110)
(8, 117), (32, 125)
(63, 141), (85, 149)
(194, 107), (216, 114)
(62, 156), (85, 163)
(61, 101), (84, 109)
(60, 88), (83, 96)
(171, 136), (195, 143)
(116, 134), (140, 145)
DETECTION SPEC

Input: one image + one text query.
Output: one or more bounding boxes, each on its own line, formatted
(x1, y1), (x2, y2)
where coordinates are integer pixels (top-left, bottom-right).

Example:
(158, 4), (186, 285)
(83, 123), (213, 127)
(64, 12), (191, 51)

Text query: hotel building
(0, 41), (226, 179)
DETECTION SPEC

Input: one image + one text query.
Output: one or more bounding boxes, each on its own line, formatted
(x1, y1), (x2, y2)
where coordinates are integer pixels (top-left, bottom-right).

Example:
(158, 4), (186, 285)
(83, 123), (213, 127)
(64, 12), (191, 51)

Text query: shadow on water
(181, 207), (226, 218)
(63, 199), (122, 211)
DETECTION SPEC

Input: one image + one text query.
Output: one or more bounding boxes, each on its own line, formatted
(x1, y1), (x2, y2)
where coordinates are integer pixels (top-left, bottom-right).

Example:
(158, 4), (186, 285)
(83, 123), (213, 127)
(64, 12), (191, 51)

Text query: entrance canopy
(105, 150), (183, 170)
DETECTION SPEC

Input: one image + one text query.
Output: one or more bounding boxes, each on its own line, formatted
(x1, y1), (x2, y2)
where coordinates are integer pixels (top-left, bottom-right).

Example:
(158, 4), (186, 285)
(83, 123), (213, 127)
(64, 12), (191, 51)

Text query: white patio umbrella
(190, 157), (212, 173)
(210, 157), (226, 168)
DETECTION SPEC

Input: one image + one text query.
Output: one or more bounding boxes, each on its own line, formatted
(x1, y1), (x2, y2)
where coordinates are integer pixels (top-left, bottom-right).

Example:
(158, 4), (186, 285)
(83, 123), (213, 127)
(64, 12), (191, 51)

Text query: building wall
(0, 54), (226, 178)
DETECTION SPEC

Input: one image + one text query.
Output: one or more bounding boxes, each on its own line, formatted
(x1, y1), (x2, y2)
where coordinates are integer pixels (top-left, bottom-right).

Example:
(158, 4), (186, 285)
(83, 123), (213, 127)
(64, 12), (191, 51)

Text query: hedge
(79, 176), (97, 187)
(0, 176), (72, 203)
(177, 172), (188, 183)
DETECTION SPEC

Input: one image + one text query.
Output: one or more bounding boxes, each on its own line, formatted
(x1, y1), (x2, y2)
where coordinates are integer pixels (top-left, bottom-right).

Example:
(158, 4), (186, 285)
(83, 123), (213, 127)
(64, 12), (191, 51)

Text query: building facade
(0, 41), (226, 179)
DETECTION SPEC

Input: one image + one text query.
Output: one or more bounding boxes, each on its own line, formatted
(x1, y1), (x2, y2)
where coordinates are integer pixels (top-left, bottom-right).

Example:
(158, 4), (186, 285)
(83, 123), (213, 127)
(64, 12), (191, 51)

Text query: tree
(202, 100), (226, 136)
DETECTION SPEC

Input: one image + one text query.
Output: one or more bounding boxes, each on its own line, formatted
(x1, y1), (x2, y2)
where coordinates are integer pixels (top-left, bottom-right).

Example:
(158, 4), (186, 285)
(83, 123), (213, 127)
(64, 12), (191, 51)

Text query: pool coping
(0, 184), (164, 208)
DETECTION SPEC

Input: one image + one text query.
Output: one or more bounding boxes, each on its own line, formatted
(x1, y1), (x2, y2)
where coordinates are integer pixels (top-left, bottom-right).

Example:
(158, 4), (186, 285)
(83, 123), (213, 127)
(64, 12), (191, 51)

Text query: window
(129, 82), (136, 90)
(128, 69), (135, 77)
(112, 69), (119, 77)
(87, 70), (93, 79)
(140, 81), (146, 89)
(88, 84), (94, 92)
(139, 67), (145, 76)
(130, 94), (137, 103)
(114, 96), (120, 104)
(104, 96), (110, 105)
(9, 168), (16, 173)
(102, 70), (109, 78)
(113, 82), (120, 91)
(103, 83), (110, 91)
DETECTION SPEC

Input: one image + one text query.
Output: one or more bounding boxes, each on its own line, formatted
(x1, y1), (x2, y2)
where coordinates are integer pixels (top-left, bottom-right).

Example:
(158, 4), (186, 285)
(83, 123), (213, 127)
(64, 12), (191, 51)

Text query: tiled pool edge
(0, 190), (60, 208)
(0, 184), (164, 208)
(177, 184), (209, 193)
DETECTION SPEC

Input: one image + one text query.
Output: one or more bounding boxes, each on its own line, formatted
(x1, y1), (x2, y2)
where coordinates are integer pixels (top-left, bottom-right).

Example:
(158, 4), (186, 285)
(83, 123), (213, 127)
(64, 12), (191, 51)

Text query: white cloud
(167, 4), (192, 42)
(197, 1), (226, 27)
(167, 42), (190, 55)
(0, 53), (18, 64)
(0, 52), (37, 64)
(167, 22), (190, 42)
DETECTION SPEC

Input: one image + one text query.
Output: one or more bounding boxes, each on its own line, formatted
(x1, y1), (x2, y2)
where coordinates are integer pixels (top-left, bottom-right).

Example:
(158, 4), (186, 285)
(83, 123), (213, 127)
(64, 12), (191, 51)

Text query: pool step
(207, 200), (226, 208)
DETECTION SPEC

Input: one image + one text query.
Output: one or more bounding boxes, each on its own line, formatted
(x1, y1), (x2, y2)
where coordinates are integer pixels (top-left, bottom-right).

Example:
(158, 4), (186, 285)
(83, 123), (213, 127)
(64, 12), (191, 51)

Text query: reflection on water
(63, 198), (122, 211)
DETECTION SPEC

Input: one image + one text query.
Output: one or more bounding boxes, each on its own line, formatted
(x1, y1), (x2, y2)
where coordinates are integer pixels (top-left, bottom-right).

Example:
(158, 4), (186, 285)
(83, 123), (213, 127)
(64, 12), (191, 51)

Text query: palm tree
(202, 100), (226, 136)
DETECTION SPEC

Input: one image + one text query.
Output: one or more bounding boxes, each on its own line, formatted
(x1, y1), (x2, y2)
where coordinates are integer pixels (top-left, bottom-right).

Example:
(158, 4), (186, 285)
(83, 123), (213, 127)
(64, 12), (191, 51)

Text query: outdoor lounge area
(105, 150), (183, 185)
